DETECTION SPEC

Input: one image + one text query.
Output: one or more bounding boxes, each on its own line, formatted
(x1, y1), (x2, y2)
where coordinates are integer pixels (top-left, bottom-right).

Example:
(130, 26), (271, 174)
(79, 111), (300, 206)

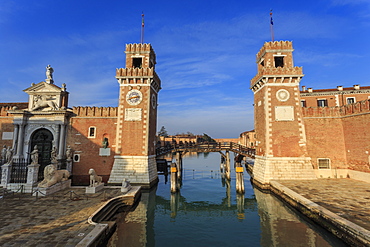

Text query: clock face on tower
(126, 89), (143, 105)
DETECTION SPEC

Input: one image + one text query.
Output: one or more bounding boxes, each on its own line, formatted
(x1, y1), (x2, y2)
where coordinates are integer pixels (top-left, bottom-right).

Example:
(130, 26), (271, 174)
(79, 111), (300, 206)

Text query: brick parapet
(302, 99), (370, 118)
(256, 41), (294, 61)
(72, 106), (118, 117)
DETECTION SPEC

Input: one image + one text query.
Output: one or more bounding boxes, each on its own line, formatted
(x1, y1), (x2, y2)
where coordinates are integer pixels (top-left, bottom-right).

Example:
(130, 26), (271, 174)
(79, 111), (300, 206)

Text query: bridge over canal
(156, 142), (255, 159)
(156, 142), (255, 194)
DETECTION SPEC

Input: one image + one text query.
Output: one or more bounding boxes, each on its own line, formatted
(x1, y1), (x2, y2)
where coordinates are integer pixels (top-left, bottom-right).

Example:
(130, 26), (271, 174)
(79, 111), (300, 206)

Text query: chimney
(302, 86), (306, 91)
(337, 86), (343, 91)
(308, 88), (313, 93)
(354, 85), (360, 90)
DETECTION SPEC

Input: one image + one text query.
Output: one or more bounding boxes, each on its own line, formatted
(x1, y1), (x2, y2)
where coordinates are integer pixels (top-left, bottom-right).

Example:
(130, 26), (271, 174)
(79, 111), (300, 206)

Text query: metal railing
(10, 158), (28, 183)
(156, 142), (255, 158)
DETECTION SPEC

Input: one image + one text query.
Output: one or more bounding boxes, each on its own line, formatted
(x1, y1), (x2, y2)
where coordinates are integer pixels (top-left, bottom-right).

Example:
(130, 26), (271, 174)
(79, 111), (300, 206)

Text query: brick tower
(250, 41), (316, 186)
(108, 43), (161, 187)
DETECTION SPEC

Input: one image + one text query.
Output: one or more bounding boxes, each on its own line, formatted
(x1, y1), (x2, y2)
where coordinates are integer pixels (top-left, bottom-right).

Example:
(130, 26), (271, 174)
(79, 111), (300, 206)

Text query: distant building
(239, 130), (256, 148)
(300, 85), (370, 107)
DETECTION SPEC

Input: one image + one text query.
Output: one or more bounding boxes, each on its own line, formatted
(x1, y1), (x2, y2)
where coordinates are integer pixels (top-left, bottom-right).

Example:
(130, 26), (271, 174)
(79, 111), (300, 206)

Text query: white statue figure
(89, 168), (102, 187)
(38, 164), (70, 188)
(121, 178), (132, 193)
(66, 145), (72, 160)
(46, 64), (54, 80)
(30, 145), (39, 165)
(5, 146), (13, 164)
(1, 145), (7, 161)
(50, 146), (57, 163)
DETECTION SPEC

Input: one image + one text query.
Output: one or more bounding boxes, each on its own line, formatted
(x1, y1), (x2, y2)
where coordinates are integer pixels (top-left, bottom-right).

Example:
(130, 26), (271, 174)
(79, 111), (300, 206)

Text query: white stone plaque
(99, 148), (111, 156)
(2, 132), (13, 140)
(275, 106), (294, 121)
(125, 108), (142, 121)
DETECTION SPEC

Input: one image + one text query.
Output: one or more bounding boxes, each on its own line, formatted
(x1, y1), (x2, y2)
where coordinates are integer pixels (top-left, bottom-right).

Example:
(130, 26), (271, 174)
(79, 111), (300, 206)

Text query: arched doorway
(30, 128), (53, 180)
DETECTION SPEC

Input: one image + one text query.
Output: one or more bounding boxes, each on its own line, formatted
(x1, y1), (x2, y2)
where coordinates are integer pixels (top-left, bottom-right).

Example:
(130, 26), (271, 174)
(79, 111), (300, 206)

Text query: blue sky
(1, 0), (369, 138)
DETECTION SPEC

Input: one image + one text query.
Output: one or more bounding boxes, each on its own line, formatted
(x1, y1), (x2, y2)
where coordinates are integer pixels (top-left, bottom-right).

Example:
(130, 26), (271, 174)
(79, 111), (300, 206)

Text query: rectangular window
(317, 99), (328, 107)
(346, 97), (355, 104)
(274, 56), (284, 68)
(133, 58), (142, 68)
(88, 127), (96, 138)
(301, 100), (306, 107)
(318, 158), (330, 169)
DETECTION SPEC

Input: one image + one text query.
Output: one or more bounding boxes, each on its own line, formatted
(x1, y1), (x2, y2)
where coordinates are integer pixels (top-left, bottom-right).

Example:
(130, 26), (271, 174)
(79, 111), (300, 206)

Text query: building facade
(0, 43), (160, 188)
(250, 41), (370, 185)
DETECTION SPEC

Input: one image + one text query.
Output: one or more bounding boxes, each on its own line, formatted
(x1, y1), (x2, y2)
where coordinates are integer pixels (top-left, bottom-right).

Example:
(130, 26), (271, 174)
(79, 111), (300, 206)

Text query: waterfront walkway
(277, 178), (370, 232)
(0, 187), (123, 247)
(0, 179), (369, 246)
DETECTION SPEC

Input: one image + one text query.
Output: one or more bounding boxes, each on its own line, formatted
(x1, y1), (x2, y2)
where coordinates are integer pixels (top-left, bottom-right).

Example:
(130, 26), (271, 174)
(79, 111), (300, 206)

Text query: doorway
(30, 128), (53, 180)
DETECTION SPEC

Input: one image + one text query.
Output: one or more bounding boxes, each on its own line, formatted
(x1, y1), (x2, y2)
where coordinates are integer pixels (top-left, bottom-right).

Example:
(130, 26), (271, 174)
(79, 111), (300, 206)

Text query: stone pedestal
(108, 155), (158, 188)
(27, 164), (40, 185)
(86, 183), (104, 194)
(253, 156), (316, 185)
(1, 164), (12, 185)
(34, 179), (71, 197)
(66, 159), (72, 174)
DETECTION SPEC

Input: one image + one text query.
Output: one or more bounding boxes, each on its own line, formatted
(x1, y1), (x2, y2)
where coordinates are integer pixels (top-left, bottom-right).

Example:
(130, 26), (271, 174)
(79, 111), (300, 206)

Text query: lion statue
(38, 164), (70, 188)
(89, 168), (102, 187)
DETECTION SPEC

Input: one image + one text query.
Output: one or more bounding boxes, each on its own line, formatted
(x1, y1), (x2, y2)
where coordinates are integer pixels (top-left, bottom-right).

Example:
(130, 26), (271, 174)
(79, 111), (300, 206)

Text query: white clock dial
(276, 89), (290, 102)
(126, 89), (142, 105)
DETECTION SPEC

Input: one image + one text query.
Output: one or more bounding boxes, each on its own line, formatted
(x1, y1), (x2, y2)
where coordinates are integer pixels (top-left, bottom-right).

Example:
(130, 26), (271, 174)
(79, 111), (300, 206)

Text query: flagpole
(141, 12), (145, 44)
(270, 10), (274, 42)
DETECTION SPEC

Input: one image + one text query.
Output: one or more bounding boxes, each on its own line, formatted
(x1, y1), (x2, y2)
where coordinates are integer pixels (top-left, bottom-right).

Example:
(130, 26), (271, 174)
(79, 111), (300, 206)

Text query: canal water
(108, 152), (347, 247)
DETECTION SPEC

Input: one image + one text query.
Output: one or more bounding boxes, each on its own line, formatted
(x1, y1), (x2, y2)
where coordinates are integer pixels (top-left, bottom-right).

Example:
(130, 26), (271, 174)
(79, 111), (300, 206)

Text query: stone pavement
(278, 178), (370, 232)
(0, 187), (123, 247)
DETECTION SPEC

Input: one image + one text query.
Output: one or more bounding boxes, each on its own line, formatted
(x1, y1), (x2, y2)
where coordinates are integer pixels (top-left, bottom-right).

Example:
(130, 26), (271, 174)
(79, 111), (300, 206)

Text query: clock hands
(128, 95), (140, 100)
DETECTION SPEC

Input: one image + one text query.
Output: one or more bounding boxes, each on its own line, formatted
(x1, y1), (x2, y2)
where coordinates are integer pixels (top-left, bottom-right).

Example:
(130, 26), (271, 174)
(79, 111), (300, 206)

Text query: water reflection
(108, 153), (346, 247)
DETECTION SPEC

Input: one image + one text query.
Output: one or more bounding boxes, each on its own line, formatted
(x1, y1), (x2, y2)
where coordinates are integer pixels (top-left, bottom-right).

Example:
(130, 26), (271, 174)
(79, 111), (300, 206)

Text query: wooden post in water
(235, 162), (245, 194)
(225, 151), (231, 180)
(170, 163), (178, 193)
(176, 152), (182, 180)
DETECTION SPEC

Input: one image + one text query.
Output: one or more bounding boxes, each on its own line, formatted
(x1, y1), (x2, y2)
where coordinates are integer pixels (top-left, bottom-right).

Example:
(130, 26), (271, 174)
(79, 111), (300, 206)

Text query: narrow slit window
(301, 100), (306, 107)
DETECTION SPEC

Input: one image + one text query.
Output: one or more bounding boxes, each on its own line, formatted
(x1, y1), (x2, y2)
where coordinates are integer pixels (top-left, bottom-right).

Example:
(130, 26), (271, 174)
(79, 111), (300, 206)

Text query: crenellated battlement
(302, 99), (370, 118)
(0, 106), (13, 116)
(256, 41), (294, 61)
(125, 43), (154, 54)
(116, 67), (155, 77)
(250, 66), (303, 88)
(72, 106), (118, 117)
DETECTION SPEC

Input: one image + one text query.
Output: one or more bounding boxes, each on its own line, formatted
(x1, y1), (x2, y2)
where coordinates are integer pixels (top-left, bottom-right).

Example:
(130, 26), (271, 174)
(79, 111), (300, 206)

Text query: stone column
(54, 124), (60, 158)
(12, 124), (19, 151)
(16, 124), (25, 158)
(27, 164), (40, 185)
(58, 124), (66, 158)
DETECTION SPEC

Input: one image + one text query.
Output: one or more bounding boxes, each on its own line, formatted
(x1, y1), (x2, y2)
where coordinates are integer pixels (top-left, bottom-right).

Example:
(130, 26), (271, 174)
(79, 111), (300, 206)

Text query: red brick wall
(68, 107), (117, 185)
(342, 114), (370, 172)
(304, 117), (347, 169)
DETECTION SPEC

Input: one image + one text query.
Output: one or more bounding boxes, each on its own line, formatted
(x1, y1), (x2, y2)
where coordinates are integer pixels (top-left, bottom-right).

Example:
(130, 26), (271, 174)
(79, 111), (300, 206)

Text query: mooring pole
(235, 162), (245, 194)
(176, 152), (183, 180)
(170, 163), (178, 193)
(225, 151), (231, 180)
